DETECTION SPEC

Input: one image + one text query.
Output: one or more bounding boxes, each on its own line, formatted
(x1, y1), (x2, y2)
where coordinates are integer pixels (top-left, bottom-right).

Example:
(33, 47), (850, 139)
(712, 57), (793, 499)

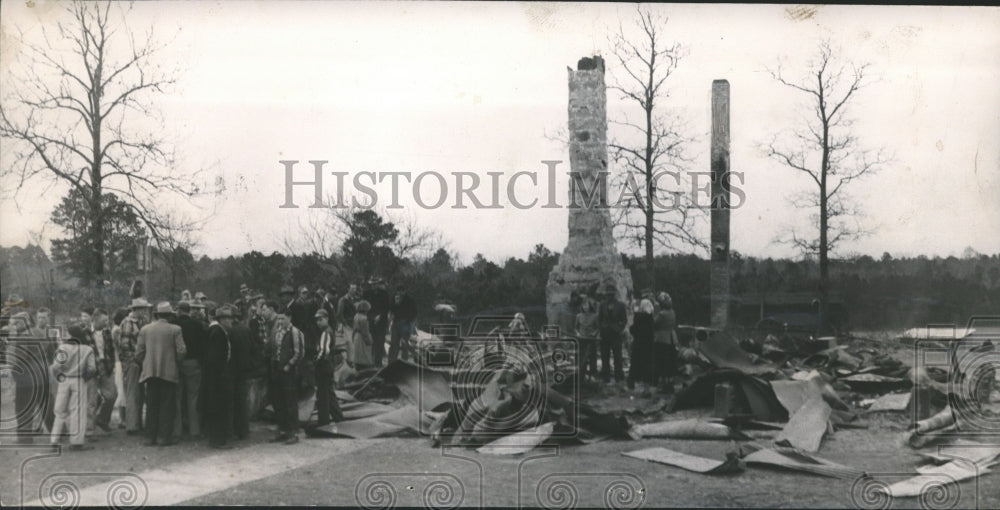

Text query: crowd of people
(0, 278), (421, 451)
(2, 277), (682, 452)
(573, 284), (679, 394)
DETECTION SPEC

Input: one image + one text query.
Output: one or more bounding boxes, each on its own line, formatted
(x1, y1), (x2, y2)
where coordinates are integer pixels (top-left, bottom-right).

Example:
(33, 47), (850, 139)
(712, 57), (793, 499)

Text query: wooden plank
(623, 447), (742, 474)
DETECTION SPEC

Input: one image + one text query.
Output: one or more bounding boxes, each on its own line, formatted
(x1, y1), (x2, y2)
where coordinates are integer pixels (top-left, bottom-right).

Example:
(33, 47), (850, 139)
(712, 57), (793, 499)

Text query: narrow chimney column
(710, 80), (731, 330)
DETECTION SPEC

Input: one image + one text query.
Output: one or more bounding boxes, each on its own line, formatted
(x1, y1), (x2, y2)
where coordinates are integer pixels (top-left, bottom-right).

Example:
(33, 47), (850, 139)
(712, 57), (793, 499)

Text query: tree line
(5, 237), (997, 334)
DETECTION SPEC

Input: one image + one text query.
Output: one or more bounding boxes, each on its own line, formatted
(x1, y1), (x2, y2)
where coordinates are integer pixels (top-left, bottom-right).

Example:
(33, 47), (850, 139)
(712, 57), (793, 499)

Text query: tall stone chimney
(546, 56), (634, 335)
(710, 79), (731, 329)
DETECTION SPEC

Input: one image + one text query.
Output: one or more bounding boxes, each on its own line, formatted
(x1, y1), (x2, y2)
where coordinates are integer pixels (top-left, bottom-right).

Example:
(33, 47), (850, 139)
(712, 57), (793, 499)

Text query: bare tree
(761, 40), (890, 332)
(607, 6), (704, 287)
(0, 1), (201, 286)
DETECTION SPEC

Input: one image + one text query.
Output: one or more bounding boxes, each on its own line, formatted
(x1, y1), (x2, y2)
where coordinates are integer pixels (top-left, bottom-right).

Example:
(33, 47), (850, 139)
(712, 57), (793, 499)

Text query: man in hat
(597, 285), (628, 383)
(288, 285), (319, 395)
(388, 285), (417, 362)
(49, 323), (98, 451)
(228, 304), (254, 440)
(135, 302), (186, 446)
(234, 284), (252, 320)
(363, 278), (391, 366)
(89, 308), (118, 434)
(118, 298), (152, 434)
(244, 294), (270, 419)
(171, 301), (208, 439)
(313, 308), (345, 426)
(278, 285), (296, 314)
(268, 307), (304, 445)
(203, 305), (236, 448)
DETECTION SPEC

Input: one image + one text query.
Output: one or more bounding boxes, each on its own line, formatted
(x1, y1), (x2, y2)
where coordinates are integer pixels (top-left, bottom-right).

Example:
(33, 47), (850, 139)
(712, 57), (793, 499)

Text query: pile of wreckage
(625, 325), (999, 500)
(267, 322), (998, 502)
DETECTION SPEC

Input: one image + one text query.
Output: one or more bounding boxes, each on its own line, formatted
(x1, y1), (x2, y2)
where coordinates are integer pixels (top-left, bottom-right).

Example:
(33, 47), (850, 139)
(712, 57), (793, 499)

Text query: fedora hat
(155, 301), (175, 315)
(215, 305), (235, 319)
(130, 298), (152, 309)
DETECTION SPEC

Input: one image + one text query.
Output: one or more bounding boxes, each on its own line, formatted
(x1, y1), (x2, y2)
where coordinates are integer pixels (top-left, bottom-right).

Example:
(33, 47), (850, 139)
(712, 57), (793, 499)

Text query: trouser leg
(86, 378), (97, 434)
(50, 381), (70, 443)
(247, 377), (266, 419)
(612, 340), (624, 381)
(95, 373), (118, 429)
(587, 341), (598, 377)
(144, 379), (160, 443)
(388, 323), (401, 362)
(371, 319), (386, 366)
(124, 362), (143, 432)
(315, 359), (331, 425)
(68, 378), (87, 446)
(113, 360), (125, 426)
(184, 360), (202, 436)
(159, 380), (177, 442)
(277, 369), (298, 434)
(233, 376), (248, 438)
(600, 338), (612, 378)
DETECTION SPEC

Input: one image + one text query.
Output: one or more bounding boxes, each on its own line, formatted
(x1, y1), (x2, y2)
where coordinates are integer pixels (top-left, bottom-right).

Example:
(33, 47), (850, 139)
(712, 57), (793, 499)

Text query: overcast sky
(1, 2), (998, 265)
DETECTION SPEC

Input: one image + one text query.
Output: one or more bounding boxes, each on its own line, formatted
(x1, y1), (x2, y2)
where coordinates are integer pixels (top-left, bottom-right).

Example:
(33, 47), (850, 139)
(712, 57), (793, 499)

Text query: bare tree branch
(1, 1), (200, 283)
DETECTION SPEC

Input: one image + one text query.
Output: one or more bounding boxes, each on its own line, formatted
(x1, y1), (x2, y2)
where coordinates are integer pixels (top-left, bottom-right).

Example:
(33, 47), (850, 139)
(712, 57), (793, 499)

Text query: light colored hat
(130, 298), (152, 309)
(194, 291), (207, 300)
(214, 305), (235, 319)
(155, 301), (174, 315)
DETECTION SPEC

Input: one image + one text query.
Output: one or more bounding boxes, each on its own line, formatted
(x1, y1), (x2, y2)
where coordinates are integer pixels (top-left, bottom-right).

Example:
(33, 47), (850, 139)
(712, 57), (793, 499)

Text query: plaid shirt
(116, 317), (143, 364)
(272, 321), (303, 368)
(95, 327), (116, 373)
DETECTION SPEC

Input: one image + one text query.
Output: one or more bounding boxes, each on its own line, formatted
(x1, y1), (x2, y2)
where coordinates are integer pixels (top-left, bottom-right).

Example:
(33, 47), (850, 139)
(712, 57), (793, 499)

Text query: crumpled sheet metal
(628, 418), (750, 441)
(672, 369), (789, 423)
(775, 395), (832, 452)
(695, 330), (778, 375)
(864, 392), (912, 413)
(354, 359), (453, 411)
(623, 447), (744, 474)
(741, 446), (865, 479)
(777, 371), (850, 412)
(340, 401), (399, 420)
(476, 422), (555, 455)
(915, 439), (1000, 465)
(840, 373), (910, 392)
(881, 459), (998, 498)
(305, 404), (440, 439)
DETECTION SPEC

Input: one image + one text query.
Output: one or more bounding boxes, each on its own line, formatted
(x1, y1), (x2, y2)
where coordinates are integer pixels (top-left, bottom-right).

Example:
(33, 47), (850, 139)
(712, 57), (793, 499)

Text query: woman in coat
(351, 300), (375, 371)
(627, 296), (657, 390)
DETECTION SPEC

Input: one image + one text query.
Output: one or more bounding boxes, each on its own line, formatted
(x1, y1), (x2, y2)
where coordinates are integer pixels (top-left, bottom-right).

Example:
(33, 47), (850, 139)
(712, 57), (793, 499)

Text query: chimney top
(576, 56), (604, 73)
